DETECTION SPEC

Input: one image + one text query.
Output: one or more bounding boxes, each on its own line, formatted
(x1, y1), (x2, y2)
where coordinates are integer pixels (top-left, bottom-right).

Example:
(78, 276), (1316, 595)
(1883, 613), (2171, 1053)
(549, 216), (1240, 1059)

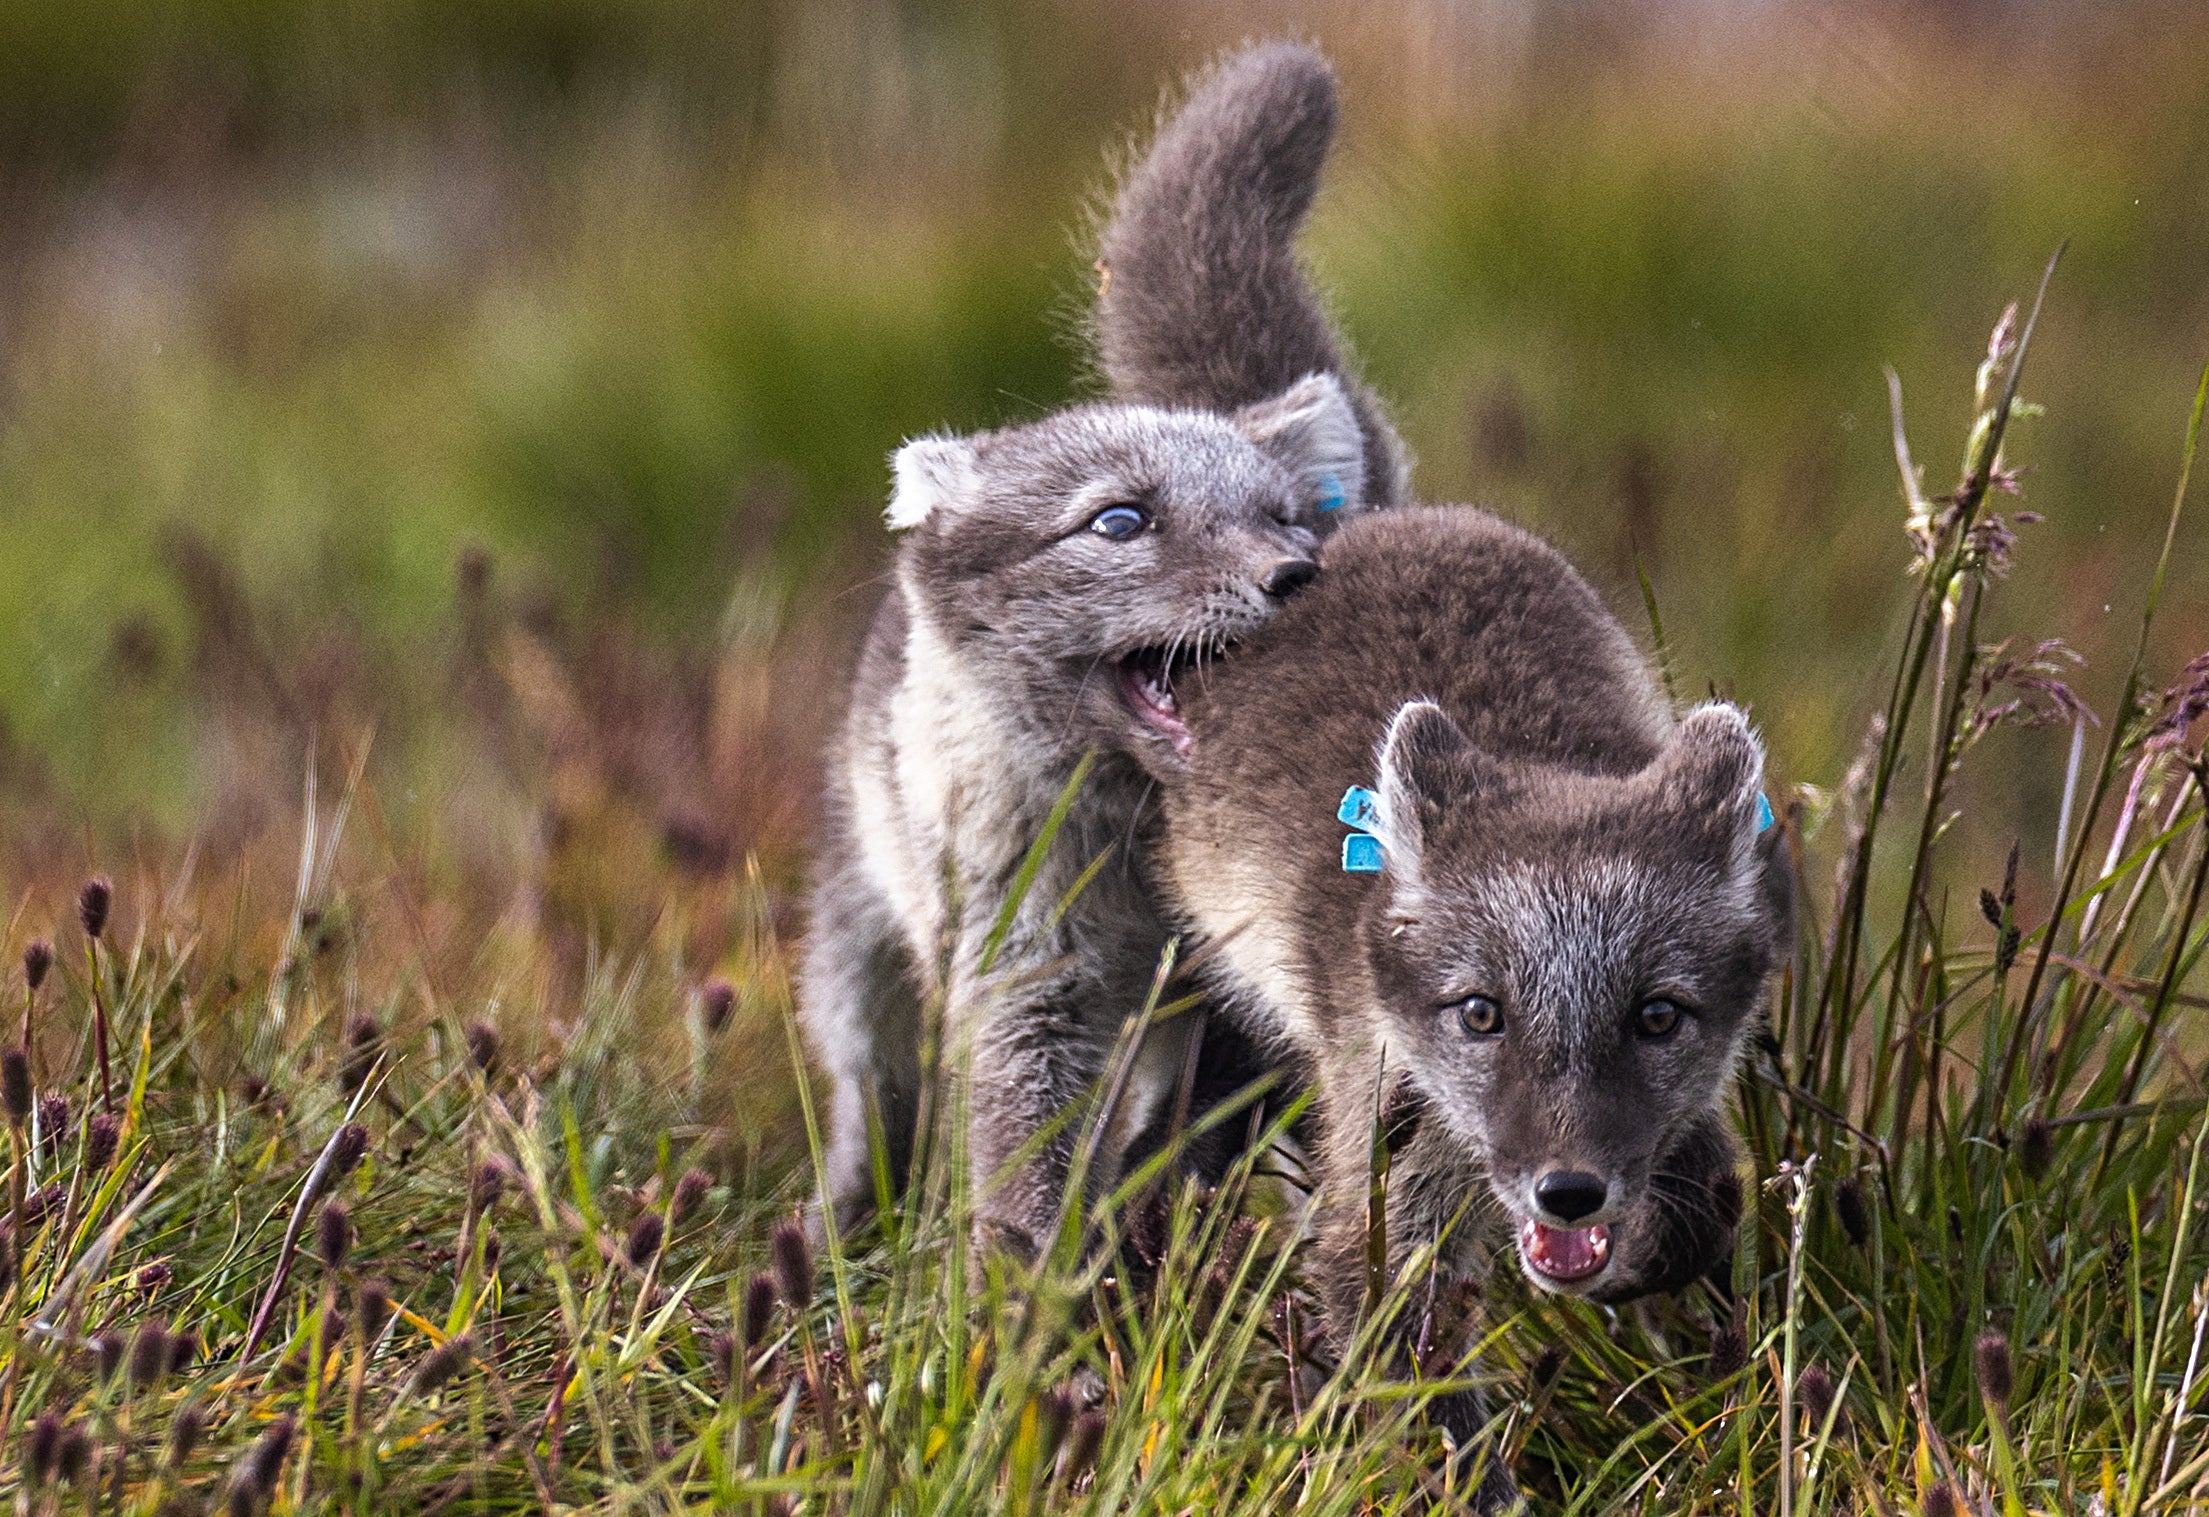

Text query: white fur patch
(886, 435), (980, 530)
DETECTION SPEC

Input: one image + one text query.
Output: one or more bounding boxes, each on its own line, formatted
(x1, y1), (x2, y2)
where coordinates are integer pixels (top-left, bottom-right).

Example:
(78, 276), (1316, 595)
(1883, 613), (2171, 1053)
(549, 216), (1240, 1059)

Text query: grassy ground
(5, 4), (2209, 1511)
(3, 275), (2208, 1514)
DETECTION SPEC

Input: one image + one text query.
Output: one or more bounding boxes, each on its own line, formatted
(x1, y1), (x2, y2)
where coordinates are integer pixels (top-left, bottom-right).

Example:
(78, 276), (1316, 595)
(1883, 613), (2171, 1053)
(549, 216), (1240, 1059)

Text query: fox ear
(1233, 372), (1366, 516)
(1649, 702), (1767, 857)
(1375, 699), (1493, 885)
(886, 434), (981, 530)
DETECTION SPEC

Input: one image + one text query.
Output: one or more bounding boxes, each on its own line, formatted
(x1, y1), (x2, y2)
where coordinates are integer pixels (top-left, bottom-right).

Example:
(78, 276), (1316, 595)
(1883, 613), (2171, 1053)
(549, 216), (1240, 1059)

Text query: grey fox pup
(1092, 43), (1786, 1505)
(800, 43), (1402, 1254)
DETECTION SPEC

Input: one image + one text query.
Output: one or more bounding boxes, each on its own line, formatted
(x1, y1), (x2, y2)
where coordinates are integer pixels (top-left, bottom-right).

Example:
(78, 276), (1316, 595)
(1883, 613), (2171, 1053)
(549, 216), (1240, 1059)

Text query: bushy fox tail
(1092, 41), (1408, 508)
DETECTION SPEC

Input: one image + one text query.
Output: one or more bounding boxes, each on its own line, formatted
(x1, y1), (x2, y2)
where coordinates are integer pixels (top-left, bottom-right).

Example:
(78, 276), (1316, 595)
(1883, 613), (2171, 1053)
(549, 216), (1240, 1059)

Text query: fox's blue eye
(1088, 505), (1151, 540)
(1455, 996), (1505, 1037)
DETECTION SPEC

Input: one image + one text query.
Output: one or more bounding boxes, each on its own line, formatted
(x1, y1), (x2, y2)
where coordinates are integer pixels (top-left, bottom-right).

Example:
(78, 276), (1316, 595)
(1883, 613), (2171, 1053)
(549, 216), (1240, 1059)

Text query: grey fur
(1092, 41), (1410, 509)
(1150, 505), (1786, 1500)
(801, 378), (1372, 1254)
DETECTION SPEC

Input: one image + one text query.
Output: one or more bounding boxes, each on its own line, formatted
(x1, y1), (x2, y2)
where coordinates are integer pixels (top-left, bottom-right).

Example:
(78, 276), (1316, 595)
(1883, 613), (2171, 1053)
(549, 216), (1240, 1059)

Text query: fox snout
(1531, 1168), (1610, 1224)
(1259, 556), (1320, 600)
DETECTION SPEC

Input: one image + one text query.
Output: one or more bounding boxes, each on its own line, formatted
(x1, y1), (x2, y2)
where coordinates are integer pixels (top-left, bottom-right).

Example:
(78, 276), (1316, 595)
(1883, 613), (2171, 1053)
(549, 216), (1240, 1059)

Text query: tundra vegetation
(3, 4), (2209, 1513)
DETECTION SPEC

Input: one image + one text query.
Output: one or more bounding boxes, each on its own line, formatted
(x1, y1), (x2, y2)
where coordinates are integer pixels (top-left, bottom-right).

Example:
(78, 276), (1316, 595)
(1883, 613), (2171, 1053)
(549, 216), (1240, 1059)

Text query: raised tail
(1092, 41), (1409, 508)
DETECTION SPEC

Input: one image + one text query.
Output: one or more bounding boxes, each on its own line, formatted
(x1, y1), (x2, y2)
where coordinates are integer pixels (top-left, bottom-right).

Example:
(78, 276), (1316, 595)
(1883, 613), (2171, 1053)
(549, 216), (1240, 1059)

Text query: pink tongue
(1521, 1220), (1611, 1281)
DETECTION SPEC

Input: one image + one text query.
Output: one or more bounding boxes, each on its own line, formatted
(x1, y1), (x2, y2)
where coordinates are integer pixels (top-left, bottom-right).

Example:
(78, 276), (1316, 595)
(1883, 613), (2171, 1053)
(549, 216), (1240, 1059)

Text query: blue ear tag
(1338, 785), (1381, 831)
(1316, 471), (1346, 513)
(1339, 785), (1385, 871)
(1756, 793), (1775, 835)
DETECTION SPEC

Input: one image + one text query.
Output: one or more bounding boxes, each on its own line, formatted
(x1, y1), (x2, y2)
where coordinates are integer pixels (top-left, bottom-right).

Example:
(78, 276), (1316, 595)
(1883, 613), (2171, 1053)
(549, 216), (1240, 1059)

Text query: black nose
(1534, 1170), (1609, 1223)
(1260, 558), (1320, 600)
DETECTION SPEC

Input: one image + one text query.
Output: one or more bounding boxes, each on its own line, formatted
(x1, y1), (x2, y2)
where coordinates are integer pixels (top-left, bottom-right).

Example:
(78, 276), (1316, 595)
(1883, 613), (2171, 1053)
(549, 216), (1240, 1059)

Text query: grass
(2, 280), (2208, 1516)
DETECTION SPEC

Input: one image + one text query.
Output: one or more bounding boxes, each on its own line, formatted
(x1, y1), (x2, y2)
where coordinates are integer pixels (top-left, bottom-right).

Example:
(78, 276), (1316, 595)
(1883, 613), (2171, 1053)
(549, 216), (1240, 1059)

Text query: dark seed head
(23, 938), (53, 991)
(672, 1168), (713, 1225)
(86, 1111), (120, 1170)
(167, 1327), (199, 1375)
(1059, 1408), (1106, 1486)
(1975, 1332), (2014, 1409)
(1708, 1307), (1748, 1381)
(1923, 1480), (1959, 1517)
(480, 1229), (502, 1274)
(131, 1320), (176, 1387)
(93, 1331), (126, 1380)
(138, 1261), (173, 1296)
(355, 1280), (394, 1342)
(78, 877), (112, 941)
(244, 1414), (295, 1494)
(27, 1409), (62, 1484)
(55, 1424), (91, 1483)
(469, 1159), (509, 1215)
(316, 1201), (352, 1273)
(329, 1122), (370, 1178)
(337, 1015), (382, 1095)
(1797, 1362), (1840, 1431)
(1835, 1177), (1871, 1248)
(770, 1220), (812, 1310)
(1947, 1206), (1964, 1244)
(625, 1211), (666, 1267)
(2019, 1118), (2053, 1181)
(415, 1335), (475, 1393)
(39, 1092), (68, 1153)
(2, 1046), (31, 1124)
(698, 978), (736, 1035)
(168, 1401), (207, 1464)
(463, 1020), (499, 1077)
(742, 1271), (777, 1348)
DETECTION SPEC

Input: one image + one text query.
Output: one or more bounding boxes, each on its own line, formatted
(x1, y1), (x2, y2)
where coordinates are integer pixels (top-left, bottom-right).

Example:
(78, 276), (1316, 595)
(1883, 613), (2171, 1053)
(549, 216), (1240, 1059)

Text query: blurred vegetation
(0, 0), (2206, 955)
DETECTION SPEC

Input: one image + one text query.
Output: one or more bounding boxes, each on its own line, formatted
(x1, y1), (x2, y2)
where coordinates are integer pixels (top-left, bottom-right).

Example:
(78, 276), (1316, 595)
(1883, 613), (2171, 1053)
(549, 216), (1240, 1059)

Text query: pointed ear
(1375, 699), (1490, 884)
(1232, 372), (1366, 516)
(886, 434), (980, 530)
(1648, 702), (1768, 858)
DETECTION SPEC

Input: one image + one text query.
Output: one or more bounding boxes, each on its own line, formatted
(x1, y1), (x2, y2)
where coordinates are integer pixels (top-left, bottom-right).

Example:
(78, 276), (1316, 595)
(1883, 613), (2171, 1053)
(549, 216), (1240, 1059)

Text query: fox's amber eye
(1455, 996), (1504, 1037)
(1636, 1000), (1684, 1038)
(1088, 504), (1151, 540)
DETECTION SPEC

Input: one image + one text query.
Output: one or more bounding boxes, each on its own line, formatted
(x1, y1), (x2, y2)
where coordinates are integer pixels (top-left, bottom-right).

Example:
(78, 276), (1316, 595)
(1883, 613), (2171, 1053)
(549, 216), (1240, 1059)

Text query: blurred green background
(1, 0), (2205, 948)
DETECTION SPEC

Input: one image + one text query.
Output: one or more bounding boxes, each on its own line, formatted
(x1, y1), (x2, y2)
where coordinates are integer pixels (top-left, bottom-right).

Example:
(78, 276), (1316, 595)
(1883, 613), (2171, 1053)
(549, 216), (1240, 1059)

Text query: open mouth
(1115, 647), (1194, 754)
(1518, 1219), (1612, 1285)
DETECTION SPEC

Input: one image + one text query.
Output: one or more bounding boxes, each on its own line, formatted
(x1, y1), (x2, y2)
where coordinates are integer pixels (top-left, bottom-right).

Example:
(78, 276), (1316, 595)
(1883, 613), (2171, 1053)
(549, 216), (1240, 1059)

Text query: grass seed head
(131, 1320), (176, 1387)
(27, 1409), (61, 1485)
(770, 1219), (812, 1309)
(55, 1424), (91, 1484)
(356, 1279), (394, 1340)
(699, 978), (735, 1034)
(626, 1210), (666, 1266)
(672, 1167), (713, 1224)
(38, 1092), (67, 1152)
(2, 1045), (30, 1124)
(167, 1326), (199, 1375)
(168, 1401), (207, 1464)
(86, 1110), (120, 1170)
(707, 1330), (736, 1386)
(743, 1270), (777, 1347)
(1708, 1306), (1748, 1381)
(463, 1020), (499, 1077)
(2019, 1117), (2053, 1180)
(92, 1330), (125, 1381)
(1835, 1176), (1871, 1247)
(481, 1227), (502, 1273)
(138, 1260), (173, 1296)
(415, 1334), (476, 1393)
(78, 877), (112, 941)
(1923, 1480), (1960, 1517)
(337, 1015), (382, 1094)
(1798, 1362), (1841, 1431)
(243, 1415), (295, 1495)
(317, 1200), (352, 1272)
(329, 1122), (370, 1177)
(1976, 1332), (2014, 1409)
(469, 1158), (509, 1214)
(22, 938), (52, 991)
